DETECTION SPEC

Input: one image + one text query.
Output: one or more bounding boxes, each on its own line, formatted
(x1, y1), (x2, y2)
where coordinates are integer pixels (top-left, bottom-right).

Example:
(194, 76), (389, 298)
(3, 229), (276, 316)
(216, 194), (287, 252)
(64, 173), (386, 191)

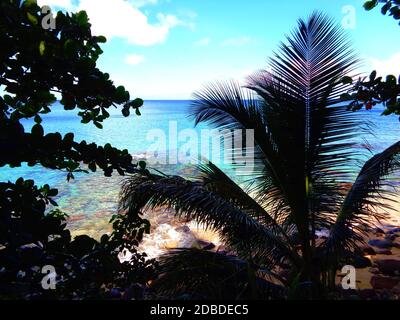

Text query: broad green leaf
(138, 160), (146, 170)
(39, 41), (46, 55)
(370, 70), (377, 81)
(76, 11), (89, 26)
(23, 0), (38, 9)
(342, 76), (353, 85)
(97, 36), (107, 43)
(122, 107), (130, 117)
(34, 115), (42, 124)
(27, 12), (38, 25)
(363, 0), (378, 11)
(94, 121), (103, 129)
(31, 124), (44, 137)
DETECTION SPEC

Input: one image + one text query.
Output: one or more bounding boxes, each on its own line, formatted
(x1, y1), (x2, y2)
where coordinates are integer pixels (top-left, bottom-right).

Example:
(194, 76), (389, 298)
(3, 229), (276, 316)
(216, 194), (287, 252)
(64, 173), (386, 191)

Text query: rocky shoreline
(352, 224), (400, 299)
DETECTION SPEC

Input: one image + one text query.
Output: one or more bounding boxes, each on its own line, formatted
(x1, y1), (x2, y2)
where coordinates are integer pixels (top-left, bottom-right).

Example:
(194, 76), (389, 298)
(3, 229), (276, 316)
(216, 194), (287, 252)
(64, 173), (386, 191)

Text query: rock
(372, 227), (385, 235)
(361, 245), (376, 255)
(175, 225), (191, 233)
(370, 275), (400, 290)
(375, 249), (392, 255)
(194, 240), (216, 250)
(278, 269), (290, 279)
(385, 234), (398, 241)
(123, 284), (145, 300)
(369, 267), (380, 274)
(387, 227), (400, 234)
(202, 242), (216, 250)
(290, 232), (302, 245)
(353, 256), (372, 269)
(375, 259), (400, 276)
(110, 288), (121, 299)
(359, 288), (377, 300)
(368, 239), (393, 249)
(392, 284), (400, 295)
(392, 242), (400, 249)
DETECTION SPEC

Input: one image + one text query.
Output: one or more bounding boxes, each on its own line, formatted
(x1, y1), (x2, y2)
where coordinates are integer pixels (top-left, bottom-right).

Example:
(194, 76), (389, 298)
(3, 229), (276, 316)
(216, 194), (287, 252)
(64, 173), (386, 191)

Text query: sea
(1, 101), (400, 257)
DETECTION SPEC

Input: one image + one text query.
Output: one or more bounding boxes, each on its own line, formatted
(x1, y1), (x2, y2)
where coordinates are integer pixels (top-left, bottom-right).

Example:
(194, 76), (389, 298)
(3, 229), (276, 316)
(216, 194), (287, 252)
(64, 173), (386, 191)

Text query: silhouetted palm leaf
(119, 172), (301, 268)
(152, 249), (287, 300)
(325, 141), (400, 259)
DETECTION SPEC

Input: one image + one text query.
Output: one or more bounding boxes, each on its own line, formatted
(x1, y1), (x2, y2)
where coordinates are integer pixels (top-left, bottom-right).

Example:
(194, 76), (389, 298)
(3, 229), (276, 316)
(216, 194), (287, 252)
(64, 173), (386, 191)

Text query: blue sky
(40, 0), (400, 99)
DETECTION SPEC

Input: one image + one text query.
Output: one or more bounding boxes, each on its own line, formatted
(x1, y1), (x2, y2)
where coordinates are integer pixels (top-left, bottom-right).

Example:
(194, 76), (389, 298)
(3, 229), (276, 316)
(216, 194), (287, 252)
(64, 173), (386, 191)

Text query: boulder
(123, 283), (145, 300)
(195, 240), (216, 250)
(361, 245), (376, 255)
(278, 268), (291, 279)
(353, 256), (372, 269)
(368, 267), (380, 274)
(392, 284), (400, 295)
(374, 249), (393, 255)
(375, 259), (400, 276)
(385, 234), (398, 241)
(359, 288), (377, 300)
(370, 275), (400, 290)
(202, 242), (216, 250)
(368, 239), (393, 249)
(175, 225), (191, 233)
(110, 288), (122, 299)
(387, 227), (400, 234)
(392, 242), (400, 249)
(372, 227), (385, 235)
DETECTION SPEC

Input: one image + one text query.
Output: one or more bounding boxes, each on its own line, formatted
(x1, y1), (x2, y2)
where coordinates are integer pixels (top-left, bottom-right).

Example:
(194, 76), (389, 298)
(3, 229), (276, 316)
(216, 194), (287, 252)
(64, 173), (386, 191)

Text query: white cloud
(39, 0), (191, 46)
(222, 37), (252, 47)
(125, 54), (145, 65)
(77, 0), (185, 46)
(368, 52), (400, 77)
(194, 37), (210, 47)
(130, 0), (158, 8)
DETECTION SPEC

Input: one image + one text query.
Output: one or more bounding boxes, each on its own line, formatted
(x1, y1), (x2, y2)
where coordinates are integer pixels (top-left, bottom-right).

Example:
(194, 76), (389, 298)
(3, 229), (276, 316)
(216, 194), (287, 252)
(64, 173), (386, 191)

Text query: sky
(38, 0), (400, 100)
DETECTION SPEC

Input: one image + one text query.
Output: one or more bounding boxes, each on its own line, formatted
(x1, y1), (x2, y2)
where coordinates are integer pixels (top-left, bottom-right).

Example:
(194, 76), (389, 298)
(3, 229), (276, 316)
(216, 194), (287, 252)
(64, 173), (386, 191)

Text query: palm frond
(324, 141), (400, 259)
(191, 80), (295, 235)
(119, 173), (301, 268)
(198, 161), (295, 241)
(246, 12), (364, 240)
(152, 249), (287, 300)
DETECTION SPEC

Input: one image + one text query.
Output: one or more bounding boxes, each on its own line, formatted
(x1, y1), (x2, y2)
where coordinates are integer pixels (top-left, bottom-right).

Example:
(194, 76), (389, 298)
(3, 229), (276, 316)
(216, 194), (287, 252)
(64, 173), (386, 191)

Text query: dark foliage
(0, 0), (143, 177)
(0, 0), (156, 299)
(343, 1), (400, 117)
(0, 178), (158, 299)
(364, 0), (400, 25)
(153, 249), (286, 300)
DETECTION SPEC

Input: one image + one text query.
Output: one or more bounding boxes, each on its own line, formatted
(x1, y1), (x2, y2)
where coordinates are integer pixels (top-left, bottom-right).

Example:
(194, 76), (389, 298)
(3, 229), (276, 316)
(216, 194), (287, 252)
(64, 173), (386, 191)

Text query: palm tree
(119, 12), (400, 299)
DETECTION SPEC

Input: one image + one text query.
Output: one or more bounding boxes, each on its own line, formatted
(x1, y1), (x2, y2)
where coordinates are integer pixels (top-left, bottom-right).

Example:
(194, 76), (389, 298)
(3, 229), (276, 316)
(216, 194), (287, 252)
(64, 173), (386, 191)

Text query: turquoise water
(0, 101), (212, 238)
(1, 101), (400, 239)
(0, 101), (205, 185)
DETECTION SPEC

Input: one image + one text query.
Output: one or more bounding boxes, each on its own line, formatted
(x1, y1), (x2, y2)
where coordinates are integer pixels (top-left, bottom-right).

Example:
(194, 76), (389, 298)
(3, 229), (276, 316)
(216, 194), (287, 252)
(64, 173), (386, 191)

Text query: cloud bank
(38, 0), (190, 46)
